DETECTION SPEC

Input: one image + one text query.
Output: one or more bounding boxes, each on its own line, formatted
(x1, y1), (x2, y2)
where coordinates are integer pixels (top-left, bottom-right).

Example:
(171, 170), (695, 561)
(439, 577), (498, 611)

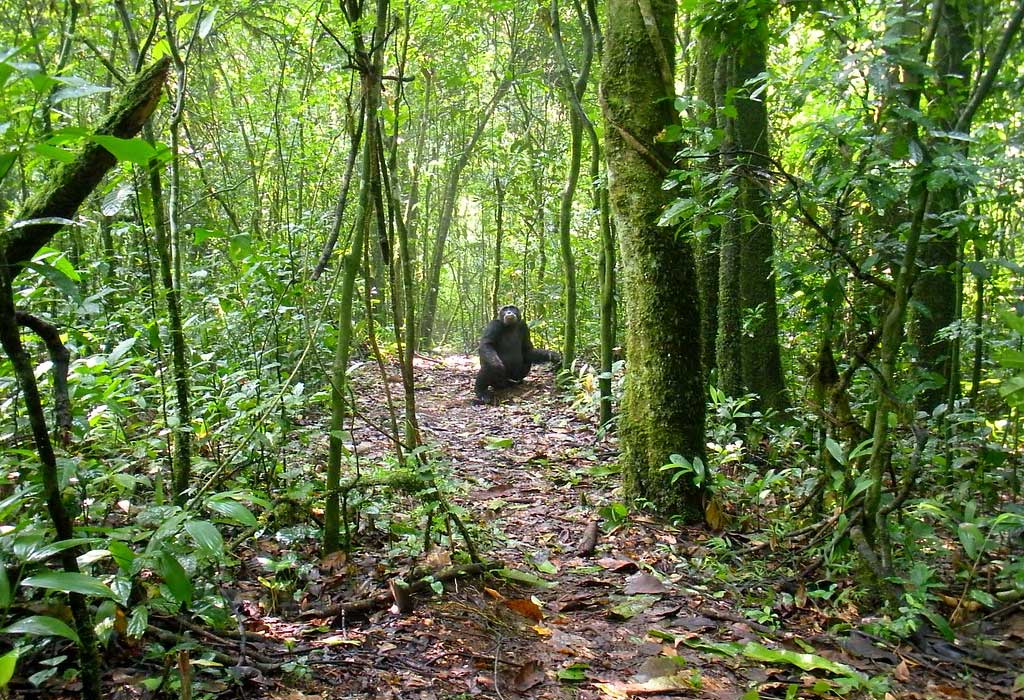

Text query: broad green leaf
(206, 498), (258, 527)
(0, 151), (16, 185)
(557, 662), (588, 682)
(229, 234), (253, 259)
(127, 606), (148, 639)
(957, 522), (984, 559)
(76, 549), (112, 567)
(185, 519), (225, 557)
(108, 541), (136, 573)
(158, 551), (193, 606)
(23, 260), (81, 304)
(0, 649), (17, 687)
(824, 437), (845, 466)
(193, 227), (228, 245)
(21, 571), (114, 598)
(484, 436), (513, 450)
(198, 7), (219, 38)
(106, 337), (137, 366)
(741, 641), (863, 679)
(90, 135), (157, 164)
(0, 569), (9, 608)
(32, 246), (80, 281)
(51, 79), (111, 103)
(32, 142), (76, 163)
(995, 349), (1024, 370)
(998, 309), (1024, 336)
(21, 537), (98, 564)
(1, 615), (80, 643)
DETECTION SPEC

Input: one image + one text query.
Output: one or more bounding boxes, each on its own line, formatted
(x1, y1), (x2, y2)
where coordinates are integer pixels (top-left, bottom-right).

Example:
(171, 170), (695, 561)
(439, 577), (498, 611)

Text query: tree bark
(602, 0), (706, 520)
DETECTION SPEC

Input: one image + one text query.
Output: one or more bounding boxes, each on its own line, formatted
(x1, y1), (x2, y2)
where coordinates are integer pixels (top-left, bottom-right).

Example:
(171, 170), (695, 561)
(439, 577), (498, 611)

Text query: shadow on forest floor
(102, 354), (1022, 699)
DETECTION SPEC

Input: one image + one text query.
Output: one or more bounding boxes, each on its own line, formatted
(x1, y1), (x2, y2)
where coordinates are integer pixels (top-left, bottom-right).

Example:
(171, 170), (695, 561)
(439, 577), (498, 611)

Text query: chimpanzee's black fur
(474, 305), (561, 404)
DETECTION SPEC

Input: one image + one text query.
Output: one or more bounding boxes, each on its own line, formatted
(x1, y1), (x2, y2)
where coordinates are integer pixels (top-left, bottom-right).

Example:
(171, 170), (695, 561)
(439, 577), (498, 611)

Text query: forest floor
(107, 355), (1021, 700)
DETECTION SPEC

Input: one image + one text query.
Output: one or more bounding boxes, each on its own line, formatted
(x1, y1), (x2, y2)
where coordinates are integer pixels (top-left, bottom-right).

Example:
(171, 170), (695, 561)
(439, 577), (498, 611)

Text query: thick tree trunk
(602, 0), (706, 521)
(694, 40), (721, 385)
(911, 0), (971, 413)
(733, 21), (788, 415)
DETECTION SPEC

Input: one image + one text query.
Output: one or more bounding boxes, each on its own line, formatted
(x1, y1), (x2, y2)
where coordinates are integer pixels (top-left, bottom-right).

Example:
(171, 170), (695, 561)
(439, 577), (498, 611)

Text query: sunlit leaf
(1, 615), (79, 643)
(21, 571), (115, 599)
(90, 135), (157, 164)
(0, 649), (17, 687)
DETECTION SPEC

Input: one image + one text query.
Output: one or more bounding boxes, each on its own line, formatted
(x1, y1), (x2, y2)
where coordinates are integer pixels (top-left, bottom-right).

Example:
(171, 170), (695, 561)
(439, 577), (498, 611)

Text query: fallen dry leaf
(505, 597), (544, 622)
(512, 659), (545, 691)
(598, 558), (639, 573)
(624, 572), (668, 595)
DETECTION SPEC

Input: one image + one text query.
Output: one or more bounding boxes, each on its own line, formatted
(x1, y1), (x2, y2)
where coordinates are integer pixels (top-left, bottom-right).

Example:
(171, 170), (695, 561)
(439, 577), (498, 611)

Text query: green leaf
(824, 437), (845, 466)
(198, 7), (219, 39)
(957, 522), (985, 559)
(741, 641), (864, 680)
(185, 519), (225, 557)
(998, 309), (1024, 336)
(51, 78), (111, 103)
(32, 142), (76, 163)
(106, 336), (137, 366)
(965, 260), (990, 280)
(127, 606), (148, 639)
(1, 615), (80, 644)
(90, 135), (157, 164)
(206, 497), (258, 527)
(0, 151), (16, 185)
(158, 551), (193, 606)
(23, 260), (82, 304)
(193, 227), (227, 245)
(0, 649), (18, 687)
(494, 567), (554, 588)
(484, 436), (513, 450)
(21, 537), (97, 564)
(21, 571), (115, 599)
(995, 349), (1024, 370)
(0, 569), (9, 608)
(108, 541), (136, 573)
(557, 662), (588, 682)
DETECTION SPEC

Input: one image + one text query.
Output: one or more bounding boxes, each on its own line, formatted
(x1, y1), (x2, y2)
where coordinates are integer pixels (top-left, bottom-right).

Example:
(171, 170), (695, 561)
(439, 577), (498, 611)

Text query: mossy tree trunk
(602, 0), (706, 521)
(694, 38), (722, 385)
(702, 2), (788, 414)
(911, 0), (972, 414)
(732, 14), (788, 415)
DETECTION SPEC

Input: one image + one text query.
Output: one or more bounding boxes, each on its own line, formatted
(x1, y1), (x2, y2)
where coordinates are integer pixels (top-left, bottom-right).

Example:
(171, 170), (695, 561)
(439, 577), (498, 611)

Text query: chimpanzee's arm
(522, 323), (561, 365)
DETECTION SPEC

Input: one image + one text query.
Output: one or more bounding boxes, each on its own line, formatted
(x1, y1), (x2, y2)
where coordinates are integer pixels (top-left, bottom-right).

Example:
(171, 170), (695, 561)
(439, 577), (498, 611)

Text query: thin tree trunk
(418, 77), (511, 347)
(325, 0), (388, 553)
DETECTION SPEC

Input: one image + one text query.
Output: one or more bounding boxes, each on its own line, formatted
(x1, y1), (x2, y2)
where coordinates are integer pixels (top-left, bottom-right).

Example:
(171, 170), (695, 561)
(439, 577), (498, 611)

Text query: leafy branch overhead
(1, 57), (170, 270)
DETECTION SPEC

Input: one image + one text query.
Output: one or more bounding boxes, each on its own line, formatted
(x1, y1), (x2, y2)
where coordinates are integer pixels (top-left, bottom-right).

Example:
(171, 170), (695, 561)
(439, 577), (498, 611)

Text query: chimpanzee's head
(498, 305), (522, 326)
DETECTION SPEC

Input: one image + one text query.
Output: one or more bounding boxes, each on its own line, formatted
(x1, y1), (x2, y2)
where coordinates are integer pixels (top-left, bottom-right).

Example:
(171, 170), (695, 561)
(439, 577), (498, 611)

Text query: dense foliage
(0, 0), (1022, 696)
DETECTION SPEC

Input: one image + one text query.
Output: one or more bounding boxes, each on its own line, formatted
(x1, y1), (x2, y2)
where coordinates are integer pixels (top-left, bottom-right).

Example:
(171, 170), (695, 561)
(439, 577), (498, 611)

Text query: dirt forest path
(271, 355), (987, 700)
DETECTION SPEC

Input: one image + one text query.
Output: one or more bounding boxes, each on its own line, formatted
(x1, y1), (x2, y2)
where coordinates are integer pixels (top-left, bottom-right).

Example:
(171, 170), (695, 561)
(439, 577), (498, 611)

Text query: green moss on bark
(603, 0), (706, 521)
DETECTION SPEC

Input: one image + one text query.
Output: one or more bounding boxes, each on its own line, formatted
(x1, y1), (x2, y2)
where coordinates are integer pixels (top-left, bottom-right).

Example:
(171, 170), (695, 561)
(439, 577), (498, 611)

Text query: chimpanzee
(474, 305), (561, 405)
